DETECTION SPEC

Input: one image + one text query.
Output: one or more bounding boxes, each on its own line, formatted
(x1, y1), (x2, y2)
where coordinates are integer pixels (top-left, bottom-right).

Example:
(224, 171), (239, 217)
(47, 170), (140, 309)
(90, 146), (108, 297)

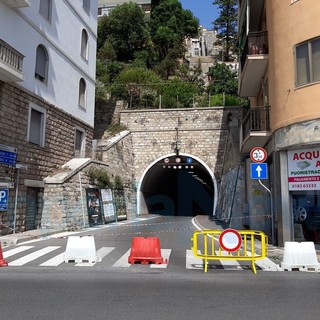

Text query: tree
(111, 67), (162, 109)
(97, 2), (150, 62)
(150, 0), (199, 77)
(212, 0), (238, 62)
(160, 78), (199, 108)
(177, 60), (205, 91)
(207, 62), (237, 95)
(207, 62), (249, 106)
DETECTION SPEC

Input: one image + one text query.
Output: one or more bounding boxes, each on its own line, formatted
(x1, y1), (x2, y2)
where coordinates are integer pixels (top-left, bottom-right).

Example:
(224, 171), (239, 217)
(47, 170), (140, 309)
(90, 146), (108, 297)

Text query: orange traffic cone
(0, 241), (8, 267)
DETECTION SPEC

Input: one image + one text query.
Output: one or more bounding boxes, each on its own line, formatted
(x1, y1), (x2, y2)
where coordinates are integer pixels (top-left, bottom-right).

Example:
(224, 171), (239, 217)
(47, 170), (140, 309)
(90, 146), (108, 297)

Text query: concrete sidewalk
(0, 228), (61, 246)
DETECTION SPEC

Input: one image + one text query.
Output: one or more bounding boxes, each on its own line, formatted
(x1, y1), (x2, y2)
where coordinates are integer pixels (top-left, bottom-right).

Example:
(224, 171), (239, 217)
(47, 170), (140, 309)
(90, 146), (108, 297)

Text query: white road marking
(246, 251), (280, 271)
(112, 249), (131, 268)
(215, 251), (243, 270)
(3, 246), (34, 258)
(75, 247), (115, 267)
(150, 249), (171, 268)
(9, 246), (61, 266)
(186, 250), (203, 269)
(40, 252), (65, 267)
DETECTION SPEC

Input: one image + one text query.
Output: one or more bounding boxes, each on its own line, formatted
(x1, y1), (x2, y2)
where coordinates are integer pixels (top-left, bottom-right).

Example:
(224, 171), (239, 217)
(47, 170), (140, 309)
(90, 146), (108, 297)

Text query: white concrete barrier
(281, 241), (320, 272)
(64, 236), (99, 263)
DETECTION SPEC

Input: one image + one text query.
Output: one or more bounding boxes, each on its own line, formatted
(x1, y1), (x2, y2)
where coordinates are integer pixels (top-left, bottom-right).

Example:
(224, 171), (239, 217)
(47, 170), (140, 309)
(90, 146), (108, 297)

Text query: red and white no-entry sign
(219, 229), (242, 252)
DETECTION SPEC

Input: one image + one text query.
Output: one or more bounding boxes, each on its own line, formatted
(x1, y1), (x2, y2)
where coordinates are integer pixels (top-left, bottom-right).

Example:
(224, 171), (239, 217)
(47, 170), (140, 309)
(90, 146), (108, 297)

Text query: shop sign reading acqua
(287, 147), (320, 190)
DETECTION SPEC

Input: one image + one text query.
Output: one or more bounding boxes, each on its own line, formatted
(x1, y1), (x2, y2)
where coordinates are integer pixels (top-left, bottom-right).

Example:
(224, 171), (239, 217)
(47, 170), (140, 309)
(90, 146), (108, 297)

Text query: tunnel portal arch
(137, 153), (217, 217)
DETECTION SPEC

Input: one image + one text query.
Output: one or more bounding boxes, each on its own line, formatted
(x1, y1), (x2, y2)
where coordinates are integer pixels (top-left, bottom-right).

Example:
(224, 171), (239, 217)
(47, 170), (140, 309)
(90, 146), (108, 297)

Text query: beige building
(239, 0), (320, 246)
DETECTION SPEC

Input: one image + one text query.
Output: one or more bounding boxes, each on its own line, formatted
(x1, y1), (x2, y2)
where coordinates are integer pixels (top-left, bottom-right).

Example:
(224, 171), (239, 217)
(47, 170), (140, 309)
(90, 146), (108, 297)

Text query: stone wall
(120, 107), (243, 183)
(0, 81), (93, 234)
(41, 161), (107, 230)
(95, 131), (137, 219)
(94, 99), (124, 139)
(92, 106), (244, 221)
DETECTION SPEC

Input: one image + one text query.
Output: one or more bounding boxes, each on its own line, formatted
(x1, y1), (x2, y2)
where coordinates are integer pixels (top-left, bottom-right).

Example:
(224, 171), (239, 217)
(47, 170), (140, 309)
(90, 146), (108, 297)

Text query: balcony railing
(240, 31), (268, 71)
(0, 39), (24, 81)
(242, 106), (270, 140)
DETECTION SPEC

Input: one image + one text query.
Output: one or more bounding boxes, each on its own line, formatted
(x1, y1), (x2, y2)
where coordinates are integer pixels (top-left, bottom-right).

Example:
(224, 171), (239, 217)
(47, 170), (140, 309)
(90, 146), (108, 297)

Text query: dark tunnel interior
(140, 155), (214, 216)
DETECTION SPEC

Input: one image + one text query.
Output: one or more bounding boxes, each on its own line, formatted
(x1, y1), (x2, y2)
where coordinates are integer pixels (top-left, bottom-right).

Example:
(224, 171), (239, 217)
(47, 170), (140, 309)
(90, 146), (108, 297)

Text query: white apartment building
(0, 0), (98, 233)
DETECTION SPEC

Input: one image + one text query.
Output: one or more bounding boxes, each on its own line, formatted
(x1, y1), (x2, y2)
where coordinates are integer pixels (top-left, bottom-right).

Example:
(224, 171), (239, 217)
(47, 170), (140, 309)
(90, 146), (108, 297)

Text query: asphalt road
(0, 269), (319, 320)
(1, 215), (320, 320)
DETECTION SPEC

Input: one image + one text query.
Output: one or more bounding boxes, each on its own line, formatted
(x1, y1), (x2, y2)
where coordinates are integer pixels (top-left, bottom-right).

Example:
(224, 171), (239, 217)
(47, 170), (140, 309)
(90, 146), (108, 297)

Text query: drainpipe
(79, 172), (86, 228)
(229, 165), (240, 228)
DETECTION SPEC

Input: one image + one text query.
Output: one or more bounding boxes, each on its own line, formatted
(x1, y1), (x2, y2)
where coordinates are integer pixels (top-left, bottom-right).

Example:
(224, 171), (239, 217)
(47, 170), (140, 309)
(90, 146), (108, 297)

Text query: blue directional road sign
(0, 189), (9, 211)
(251, 163), (268, 179)
(0, 150), (17, 165)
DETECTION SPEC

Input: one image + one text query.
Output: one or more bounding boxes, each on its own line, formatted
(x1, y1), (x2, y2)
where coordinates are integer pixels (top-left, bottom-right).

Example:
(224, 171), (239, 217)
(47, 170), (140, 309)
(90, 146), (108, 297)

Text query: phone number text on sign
(290, 183), (318, 190)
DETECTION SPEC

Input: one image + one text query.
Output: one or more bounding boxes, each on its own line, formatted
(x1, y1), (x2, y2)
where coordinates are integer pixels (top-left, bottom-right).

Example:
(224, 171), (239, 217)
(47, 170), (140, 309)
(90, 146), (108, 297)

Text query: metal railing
(191, 229), (268, 274)
(241, 31), (268, 71)
(242, 106), (270, 141)
(0, 39), (24, 73)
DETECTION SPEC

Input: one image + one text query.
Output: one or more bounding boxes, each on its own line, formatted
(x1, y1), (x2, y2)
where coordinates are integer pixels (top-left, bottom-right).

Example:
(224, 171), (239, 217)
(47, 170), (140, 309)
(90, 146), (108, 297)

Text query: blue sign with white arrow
(251, 163), (268, 179)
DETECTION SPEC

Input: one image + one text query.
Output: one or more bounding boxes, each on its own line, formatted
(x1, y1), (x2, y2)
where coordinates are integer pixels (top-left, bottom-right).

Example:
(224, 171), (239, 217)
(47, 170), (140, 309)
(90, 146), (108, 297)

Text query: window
(78, 78), (87, 108)
(39, 0), (52, 20)
(75, 128), (85, 157)
(81, 29), (88, 60)
(28, 103), (46, 147)
(83, 0), (90, 13)
(296, 37), (320, 87)
(35, 45), (48, 82)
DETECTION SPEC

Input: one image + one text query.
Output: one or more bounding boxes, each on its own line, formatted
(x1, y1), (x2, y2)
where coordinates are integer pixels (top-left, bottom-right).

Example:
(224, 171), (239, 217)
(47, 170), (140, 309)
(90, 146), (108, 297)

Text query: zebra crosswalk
(2, 245), (279, 271)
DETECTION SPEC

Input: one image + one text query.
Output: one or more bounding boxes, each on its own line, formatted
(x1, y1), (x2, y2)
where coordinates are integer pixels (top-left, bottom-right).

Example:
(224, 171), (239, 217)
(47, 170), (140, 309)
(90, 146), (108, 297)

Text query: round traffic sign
(219, 229), (242, 252)
(250, 147), (267, 163)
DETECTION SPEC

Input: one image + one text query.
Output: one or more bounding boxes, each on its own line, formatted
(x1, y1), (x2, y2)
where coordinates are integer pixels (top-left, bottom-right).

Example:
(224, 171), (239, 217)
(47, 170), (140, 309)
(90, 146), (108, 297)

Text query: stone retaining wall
(0, 81), (93, 234)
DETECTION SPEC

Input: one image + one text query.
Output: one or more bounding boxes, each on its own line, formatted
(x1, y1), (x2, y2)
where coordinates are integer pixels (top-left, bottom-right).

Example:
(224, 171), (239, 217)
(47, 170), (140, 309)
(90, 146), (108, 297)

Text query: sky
(179, 0), (219, 30)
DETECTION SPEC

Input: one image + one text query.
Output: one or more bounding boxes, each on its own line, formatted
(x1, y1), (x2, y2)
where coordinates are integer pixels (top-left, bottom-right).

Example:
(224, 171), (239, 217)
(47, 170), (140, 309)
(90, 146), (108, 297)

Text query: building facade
(98, 0), (151, 17)
(184, 28), (219, 87)
(238, 0), (320, 246)
(0, 0), (98, 233)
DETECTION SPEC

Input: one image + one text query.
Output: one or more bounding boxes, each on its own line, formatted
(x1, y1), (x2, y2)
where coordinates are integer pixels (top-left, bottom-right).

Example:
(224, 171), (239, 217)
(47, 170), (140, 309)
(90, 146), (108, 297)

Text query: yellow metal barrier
(191, 229), (268, 274)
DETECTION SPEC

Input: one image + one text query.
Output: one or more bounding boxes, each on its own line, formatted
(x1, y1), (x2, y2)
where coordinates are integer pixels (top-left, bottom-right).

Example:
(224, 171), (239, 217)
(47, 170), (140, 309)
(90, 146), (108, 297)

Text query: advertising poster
(100, 189), (116, 222)
(287, 147), (320, 191)
(86, 188), (103, 226)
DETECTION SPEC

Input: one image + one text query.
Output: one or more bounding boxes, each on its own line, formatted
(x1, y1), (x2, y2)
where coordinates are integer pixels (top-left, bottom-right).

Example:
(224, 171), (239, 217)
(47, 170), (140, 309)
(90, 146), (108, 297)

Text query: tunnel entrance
(138, 154), (215, 217)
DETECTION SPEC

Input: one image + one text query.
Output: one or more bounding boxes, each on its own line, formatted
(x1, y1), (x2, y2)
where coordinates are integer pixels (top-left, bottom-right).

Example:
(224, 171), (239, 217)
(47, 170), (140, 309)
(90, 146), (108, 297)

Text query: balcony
(0, 39), (24, 82)
(240, 106), (271, 154)
(239, 31), (268, 97)
(0, 0), (30, 8)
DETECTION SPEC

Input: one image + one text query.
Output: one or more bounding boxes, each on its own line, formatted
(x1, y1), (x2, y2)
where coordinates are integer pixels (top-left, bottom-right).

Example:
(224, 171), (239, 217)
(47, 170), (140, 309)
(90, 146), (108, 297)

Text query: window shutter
(296, 43), (310, 86)
(79, 78), (86, 108)
(312, 39), (320, 82)
(35, 46), (47, 81)
(81, 30), (88, 59)
(30, 109), (42, 145)
(39, 0), (51, 20)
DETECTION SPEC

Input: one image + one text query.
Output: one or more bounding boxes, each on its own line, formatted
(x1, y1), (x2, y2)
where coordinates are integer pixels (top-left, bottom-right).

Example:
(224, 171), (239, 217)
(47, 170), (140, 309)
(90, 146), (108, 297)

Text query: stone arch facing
(137, 153), (218, 217)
